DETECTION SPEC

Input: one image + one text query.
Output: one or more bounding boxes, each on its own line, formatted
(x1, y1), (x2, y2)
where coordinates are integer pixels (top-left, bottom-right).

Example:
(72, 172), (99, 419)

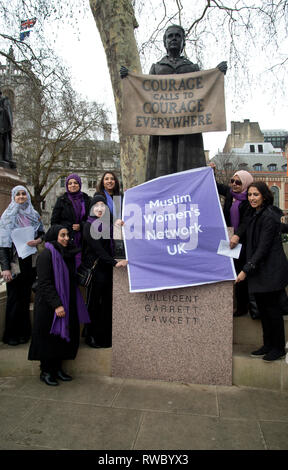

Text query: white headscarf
(0, 185), (43, 247)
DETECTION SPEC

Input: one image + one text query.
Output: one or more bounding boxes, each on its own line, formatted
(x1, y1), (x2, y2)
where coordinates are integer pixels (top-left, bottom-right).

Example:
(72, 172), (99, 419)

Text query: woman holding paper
(210, 164), (255, 317)
(28, 225), (90, 385)
(235, 182), (288, 361)
(0, 185), (44, 345)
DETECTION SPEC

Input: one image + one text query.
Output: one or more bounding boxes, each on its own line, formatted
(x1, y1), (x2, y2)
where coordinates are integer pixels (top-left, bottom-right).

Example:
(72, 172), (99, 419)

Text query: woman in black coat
(51, 174), (91, 267)
(211, 165), (255, 317)
(82, 195), (127, 348)
(0, 185), (45, 345)
(236, 182), (288, 361)
(28, 225), (90, 385)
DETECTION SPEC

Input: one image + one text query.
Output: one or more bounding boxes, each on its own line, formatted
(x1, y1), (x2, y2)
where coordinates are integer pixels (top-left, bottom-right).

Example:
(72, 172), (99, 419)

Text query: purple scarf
(230, 190), (247, 231)
(46, 242), (90, 342)
(66, 174), (86, 247)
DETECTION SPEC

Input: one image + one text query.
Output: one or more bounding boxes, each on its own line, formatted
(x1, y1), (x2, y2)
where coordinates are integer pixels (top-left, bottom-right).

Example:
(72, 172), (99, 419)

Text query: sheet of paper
(11, 227), (37, 259)
(217, 239), (242, 259)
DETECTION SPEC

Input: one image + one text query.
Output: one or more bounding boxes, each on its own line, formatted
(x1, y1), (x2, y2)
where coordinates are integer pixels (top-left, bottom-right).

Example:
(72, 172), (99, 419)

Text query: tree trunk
(90, 0), (148, 189)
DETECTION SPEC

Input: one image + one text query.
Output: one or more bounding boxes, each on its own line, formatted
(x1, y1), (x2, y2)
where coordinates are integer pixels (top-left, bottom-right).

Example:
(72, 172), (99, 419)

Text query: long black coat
(28, 247), (80, 361)
(50, 192), (91, 240)
(82, 221), (117, 283)
(243, 205), (288, 293)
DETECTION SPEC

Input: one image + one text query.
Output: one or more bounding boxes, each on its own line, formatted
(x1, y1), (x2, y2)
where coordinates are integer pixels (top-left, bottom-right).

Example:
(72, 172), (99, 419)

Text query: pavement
(1, 372), (288, 452)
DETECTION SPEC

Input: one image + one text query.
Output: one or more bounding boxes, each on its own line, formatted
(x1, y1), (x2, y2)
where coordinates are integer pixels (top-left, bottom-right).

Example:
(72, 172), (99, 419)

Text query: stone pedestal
(0, 166), (25, 215)
(112, 268), (233, 386)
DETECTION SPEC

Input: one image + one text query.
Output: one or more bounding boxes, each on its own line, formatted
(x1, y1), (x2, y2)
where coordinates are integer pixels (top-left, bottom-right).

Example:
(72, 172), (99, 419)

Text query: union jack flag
(20, 18), (37, 30)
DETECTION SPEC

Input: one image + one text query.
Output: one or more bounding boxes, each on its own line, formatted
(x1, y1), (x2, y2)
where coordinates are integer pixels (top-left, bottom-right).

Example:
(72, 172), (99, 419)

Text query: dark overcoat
(28, 247), (80, 361)
(82, 221), (117, 283)
(50, 192), (91, 240)
(243, 205), (288, 293)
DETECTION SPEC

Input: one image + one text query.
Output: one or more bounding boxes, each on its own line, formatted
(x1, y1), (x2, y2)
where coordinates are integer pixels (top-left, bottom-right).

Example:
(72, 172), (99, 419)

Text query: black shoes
(40, 372), (59, 386)
(56, 369), (73, 381)
(251, 346), (286, 361)
(263, 349), (286, 362)
(40, 370), (73, 385)
(250, 346), (271, 358)
(6, 338), (20, 346)
(85, 336), (111, 348)
(85, 336), (101, 348)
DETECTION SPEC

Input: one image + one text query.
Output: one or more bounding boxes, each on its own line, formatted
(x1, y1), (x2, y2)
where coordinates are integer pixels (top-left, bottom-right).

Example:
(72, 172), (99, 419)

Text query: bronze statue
(120, 24), (227, 181)
(0, 90), (15, 169)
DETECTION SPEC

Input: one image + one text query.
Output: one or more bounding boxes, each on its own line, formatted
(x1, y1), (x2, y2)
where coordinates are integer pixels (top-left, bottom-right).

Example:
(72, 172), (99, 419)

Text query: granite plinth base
(112, 268), (233, 386)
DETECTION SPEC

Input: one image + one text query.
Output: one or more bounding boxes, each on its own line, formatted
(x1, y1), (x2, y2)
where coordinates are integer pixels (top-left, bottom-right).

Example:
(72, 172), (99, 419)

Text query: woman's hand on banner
(235, 270), (246, 284)
(120, 66), (129, 79)
(216, 61), (227, 75)
(115, 260), (128, 268)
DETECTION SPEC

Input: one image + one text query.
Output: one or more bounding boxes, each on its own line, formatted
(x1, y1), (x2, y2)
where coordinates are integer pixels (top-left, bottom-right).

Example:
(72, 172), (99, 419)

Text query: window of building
(258, 145), (263, 153)
(253, 163), (262, 171)
(270, 186), (279, 207)
(88, 179), (97, 189)
(239, 163), (248, 169)
(60, 177), (65, 188)
(250, 145), (255, 153)
(282, 164), (287, 172)
(268, 164), (277, 171)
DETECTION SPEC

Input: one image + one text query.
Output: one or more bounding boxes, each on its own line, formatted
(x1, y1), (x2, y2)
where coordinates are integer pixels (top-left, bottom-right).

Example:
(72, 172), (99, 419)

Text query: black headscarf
(45, 224), (79, 258)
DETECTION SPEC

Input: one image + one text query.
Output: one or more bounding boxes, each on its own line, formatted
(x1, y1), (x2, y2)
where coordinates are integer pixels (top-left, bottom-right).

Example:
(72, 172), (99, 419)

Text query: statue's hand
(120, 66), (129, 79)
(216, 61), (227, 75)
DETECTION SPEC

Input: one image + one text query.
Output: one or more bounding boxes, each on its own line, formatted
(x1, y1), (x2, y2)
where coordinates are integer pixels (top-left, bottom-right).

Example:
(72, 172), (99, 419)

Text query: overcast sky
(13, 2), (287, 158)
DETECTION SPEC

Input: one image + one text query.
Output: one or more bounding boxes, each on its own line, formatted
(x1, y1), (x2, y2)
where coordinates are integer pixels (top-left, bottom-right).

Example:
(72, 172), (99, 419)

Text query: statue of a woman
(120, 24), (227, 181)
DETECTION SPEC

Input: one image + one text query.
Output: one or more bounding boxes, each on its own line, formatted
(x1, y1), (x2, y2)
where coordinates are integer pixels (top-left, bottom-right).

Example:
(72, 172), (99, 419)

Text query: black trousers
(40, 359), (62, 374)
(3, 256), (35, 343)
(86, 277), (112, 347)
(254, 290), (286, 352)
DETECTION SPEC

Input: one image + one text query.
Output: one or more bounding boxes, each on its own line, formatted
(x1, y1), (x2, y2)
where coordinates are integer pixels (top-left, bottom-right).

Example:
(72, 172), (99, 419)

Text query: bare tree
(1, 1), (287, 188)
(212, 152), (246, 185)
(11, 61), (108, 213)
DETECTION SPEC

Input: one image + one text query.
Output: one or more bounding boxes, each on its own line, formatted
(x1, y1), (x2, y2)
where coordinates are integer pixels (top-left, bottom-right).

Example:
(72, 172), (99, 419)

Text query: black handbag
(76, 259), (98, 288)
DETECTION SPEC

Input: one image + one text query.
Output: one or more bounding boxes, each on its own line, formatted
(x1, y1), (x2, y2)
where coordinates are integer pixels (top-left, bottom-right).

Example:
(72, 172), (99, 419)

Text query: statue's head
(163, 24), (186, 54)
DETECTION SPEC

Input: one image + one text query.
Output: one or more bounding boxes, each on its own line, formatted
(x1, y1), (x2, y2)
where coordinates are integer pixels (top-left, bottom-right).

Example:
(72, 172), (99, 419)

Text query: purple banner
(123, 167), (236, 292)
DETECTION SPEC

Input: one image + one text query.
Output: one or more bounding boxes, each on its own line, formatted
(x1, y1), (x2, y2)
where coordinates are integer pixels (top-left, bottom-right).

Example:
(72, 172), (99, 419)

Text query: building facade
(0, 47), (121, 227)
(212, 119), (288, 217)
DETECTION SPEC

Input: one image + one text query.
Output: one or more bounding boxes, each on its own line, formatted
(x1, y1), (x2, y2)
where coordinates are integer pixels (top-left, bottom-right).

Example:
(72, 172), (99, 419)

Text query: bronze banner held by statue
(122, 68), (226, 136)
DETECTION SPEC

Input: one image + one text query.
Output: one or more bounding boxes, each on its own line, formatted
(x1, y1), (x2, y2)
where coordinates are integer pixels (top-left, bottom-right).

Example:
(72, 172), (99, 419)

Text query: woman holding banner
(82, 195), (127, 348)
(235, 182), (288, 362)
(210, 164), (255, 317)
(0, 185), (44, 345)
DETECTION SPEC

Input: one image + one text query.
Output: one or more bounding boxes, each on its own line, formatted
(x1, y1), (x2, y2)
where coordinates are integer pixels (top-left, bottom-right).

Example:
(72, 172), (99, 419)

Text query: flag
(20, 18), (37, 30)
(20, 31), (30, 42)
(123, 167), (236, 292)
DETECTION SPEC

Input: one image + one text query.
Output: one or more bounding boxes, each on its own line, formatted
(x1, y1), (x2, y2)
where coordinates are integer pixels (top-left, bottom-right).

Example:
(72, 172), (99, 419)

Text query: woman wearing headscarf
(82, 195), (128, 348)
(51, 174), (91, 267)
(236, 182), (288, 361)
(28, 225), (90, 386)
(94, 171), (125, 258)
(0, 185), (44, 345)
(210, 166), (255, 317)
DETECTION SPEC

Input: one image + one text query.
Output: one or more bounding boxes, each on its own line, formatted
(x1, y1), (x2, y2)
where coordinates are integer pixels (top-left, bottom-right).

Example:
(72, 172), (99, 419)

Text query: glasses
(16, 191), (27, 196)
(230, 179), (242, 186)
